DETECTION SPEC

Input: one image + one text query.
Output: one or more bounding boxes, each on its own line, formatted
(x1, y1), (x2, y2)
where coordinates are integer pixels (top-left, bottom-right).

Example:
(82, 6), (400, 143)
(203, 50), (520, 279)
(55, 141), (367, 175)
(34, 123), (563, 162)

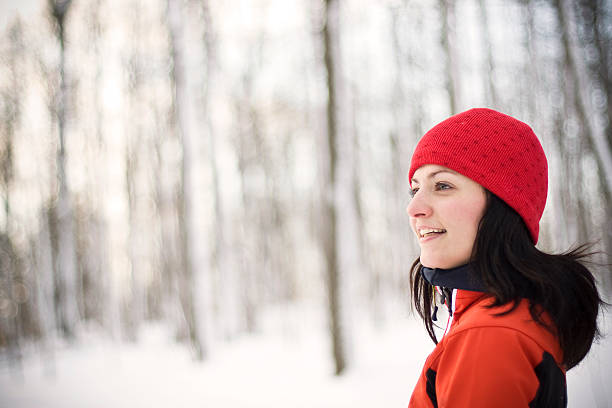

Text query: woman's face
(407, 164), (487, 269)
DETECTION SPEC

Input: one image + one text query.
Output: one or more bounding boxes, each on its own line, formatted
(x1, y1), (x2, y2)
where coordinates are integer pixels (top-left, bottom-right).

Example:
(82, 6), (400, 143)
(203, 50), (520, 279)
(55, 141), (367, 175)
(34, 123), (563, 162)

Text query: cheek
(445, 196), (486, 235)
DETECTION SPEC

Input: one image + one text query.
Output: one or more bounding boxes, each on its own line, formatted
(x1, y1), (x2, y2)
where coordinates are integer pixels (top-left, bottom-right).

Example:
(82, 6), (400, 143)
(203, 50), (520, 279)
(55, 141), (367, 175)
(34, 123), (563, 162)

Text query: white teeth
(418, 228), (446, 237)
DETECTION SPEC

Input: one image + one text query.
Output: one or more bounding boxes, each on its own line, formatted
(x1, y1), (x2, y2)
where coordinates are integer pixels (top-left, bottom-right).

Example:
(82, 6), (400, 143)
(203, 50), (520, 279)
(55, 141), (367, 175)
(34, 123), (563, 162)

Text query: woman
(406, 108), (603, 407)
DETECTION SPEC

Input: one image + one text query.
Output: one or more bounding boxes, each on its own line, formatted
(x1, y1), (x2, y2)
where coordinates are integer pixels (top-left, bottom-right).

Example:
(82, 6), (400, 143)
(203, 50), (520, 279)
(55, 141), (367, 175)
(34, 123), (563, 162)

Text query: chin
(420, 257), (442, 269)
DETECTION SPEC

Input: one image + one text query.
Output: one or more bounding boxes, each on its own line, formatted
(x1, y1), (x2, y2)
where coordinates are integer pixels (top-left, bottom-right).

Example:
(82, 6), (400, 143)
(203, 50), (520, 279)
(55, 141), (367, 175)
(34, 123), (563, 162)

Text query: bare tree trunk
(208, 119), (238, 339)
(167, 0), (205, 360)
(234, 77), (256, 332)
(0, 21), (21, 233)
(151, 121), (180, 324)
(385, 4), (416, 319)
(82, 0), (110, 331)
(0, 234), (24, 372)
(323, 0), (347, 376)
(439, 0), (459, 114)
(0, 21), (24, 360)
(553, 0), (612, 204)
(232, 47), (267, 332)
(198, 0), (233, 342)
(521, 0), (538, 123)
(124, 138), (141, 340)
(33, 215), (57, 375)
(559, 41), (582, 245)
(583, 0), (612, 150)
(123, 0), (147, 341)
(49, 0), (79, 339)
(477, 0), (498, 107)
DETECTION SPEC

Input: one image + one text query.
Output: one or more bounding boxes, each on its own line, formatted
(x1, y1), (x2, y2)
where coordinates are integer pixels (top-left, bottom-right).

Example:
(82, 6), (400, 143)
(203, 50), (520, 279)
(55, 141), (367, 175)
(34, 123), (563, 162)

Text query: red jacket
(409, 290), (566, 408)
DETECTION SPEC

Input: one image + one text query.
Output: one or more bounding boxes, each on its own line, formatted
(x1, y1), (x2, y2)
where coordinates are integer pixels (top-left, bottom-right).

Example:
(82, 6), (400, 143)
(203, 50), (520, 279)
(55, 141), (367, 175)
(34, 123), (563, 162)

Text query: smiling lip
(416, 226), (447, 242)
(418, 233), (444, 243)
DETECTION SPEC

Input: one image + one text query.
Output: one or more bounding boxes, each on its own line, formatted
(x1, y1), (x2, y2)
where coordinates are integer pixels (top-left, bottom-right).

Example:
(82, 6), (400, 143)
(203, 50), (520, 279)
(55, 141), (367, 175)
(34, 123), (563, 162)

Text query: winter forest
(0, 0), (611, 406)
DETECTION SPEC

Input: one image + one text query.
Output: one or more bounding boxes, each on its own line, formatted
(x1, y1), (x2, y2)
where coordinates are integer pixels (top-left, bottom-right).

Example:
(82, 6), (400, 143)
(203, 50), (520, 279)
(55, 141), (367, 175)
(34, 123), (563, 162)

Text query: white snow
(1, 305), (611, 407)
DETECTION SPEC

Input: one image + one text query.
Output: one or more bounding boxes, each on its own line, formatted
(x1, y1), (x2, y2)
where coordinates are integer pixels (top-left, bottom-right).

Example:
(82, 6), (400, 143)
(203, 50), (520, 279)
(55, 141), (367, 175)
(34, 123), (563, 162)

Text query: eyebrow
(411, 169), (458, 184)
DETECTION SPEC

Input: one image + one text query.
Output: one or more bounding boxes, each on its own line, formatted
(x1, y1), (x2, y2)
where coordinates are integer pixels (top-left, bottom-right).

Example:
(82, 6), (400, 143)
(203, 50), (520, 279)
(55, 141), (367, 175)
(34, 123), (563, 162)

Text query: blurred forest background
(0, 0), (611, 378)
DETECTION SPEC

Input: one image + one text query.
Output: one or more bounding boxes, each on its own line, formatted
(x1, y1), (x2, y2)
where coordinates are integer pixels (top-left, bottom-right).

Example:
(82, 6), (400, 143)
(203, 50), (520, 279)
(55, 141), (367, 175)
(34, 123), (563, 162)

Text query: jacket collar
(420, 263), (486, 292)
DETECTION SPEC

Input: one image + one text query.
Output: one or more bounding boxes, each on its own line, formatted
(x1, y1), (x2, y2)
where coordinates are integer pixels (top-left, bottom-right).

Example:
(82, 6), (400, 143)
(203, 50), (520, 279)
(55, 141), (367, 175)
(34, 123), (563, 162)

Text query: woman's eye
(409, 187), (419, 197)
(435, 182), (451, 191)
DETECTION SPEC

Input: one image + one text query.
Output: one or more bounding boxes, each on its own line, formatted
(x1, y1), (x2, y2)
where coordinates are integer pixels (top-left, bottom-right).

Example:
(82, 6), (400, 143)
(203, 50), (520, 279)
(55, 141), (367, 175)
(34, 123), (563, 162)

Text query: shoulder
(448, 294), (563, 364)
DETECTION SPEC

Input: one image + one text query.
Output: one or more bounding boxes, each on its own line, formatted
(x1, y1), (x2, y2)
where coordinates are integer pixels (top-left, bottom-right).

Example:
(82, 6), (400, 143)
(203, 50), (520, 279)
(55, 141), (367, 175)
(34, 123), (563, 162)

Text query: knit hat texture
(409, 108), (548, 244)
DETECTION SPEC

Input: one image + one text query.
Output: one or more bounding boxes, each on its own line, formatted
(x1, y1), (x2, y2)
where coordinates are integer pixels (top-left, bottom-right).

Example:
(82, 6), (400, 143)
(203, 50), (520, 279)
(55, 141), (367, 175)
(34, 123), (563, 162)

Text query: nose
(406, 190), (432, 218)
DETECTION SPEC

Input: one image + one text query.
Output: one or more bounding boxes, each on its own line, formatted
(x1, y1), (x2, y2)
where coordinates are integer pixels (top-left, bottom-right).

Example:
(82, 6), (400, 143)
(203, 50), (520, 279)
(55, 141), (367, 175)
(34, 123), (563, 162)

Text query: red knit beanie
(409, 108), (548, 244)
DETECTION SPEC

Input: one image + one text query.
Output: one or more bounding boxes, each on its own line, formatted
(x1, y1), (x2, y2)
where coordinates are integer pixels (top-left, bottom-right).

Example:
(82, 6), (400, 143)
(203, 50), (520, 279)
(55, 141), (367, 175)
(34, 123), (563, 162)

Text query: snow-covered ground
(1, 305), (611, 408)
